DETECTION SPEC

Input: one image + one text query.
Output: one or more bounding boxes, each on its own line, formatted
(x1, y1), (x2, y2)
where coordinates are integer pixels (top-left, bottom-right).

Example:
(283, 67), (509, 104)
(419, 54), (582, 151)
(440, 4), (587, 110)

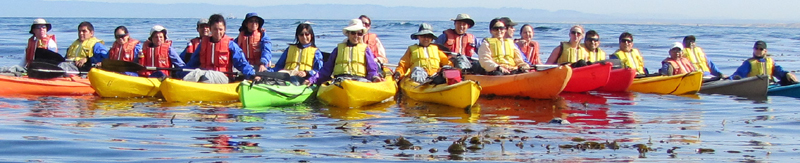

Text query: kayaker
(65, 21), (108, 72)
(317, 19), (383, 84)
(394, 23), (453, 82)
(583, 30), (606, 62)
(610, 32), (647, 75)
(659, 42), (696, 76)
(138, 25), (185, 78)
(515, 24), (541, 64)
(546, 25), (588, 65)
(234, 13), (272, 72)
(728, 41), (798, 85)
(435, 13), (479, 57)
(477, 18), (531, 75)
(107, 26), (141, 63)
(683, 35), (724, 78)
(272, 22), (324, 85)
(179, 19), (210, 63)
(499, 17), (530, 64)
(23, 18), (58, 67)
(185, 14), (258, 83)
(359, 15), (389, 64)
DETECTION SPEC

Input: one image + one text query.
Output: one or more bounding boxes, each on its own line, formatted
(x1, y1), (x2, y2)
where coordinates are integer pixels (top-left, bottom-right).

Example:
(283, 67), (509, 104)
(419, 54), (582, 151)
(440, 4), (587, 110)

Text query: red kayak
(595, 68), (636, 92)
(0, 75), (95, 96)
(562, 63), (611, 92)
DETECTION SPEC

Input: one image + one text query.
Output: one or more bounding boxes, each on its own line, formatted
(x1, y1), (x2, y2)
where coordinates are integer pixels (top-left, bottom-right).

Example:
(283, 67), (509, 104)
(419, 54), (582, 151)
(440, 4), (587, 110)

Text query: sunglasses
(620, 38), (633, 43)
(755, 48), (766, 51)
(586, 37), (600, 42)
(115, 33), (127, 39)
(348, 31), (364, 36)
(570, 31), (582, 35)
(491, 26), (506, 31)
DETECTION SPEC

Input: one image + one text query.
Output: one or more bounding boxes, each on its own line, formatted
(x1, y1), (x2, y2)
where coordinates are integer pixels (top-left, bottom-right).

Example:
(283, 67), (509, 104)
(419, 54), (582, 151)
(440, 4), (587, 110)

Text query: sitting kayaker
(477, 18), (530, 75)
(23, 18), (58, 68)
(583, 30), (606, 63)
(658, 42), (696, 76)
(271, 22), (324, 85)
(434, 13), (479, 58)
(515, 24), (541, 64)
(499, 17), (530, 64)
(185, 14), (258, 84)
(546, 25), (589, 65)
(728, 41), (799, 86)
(234, 13), (272, 72)
(683, 35), (725, 78)
(359, 15), (389, 64)
(137, 25), (185, 78)
(316, 19), (383, 85)
(107, 26), (141, 76)
(610, 32), (647, 75)
(65, 21), (108, 72)
(179, 19), (210, 63)
(394, 23), (453, 83)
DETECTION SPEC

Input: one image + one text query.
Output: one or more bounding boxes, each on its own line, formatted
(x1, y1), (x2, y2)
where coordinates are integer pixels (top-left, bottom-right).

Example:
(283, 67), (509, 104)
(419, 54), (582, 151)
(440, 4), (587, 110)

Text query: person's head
(683, 35), (696, 49)
(669, 42), (684, 59)
(114, 26), (129, 43)
(30, 18), (51, 38)
(77, 21), (95, 41)
(359, 15), (372, 31)
(240, 13), (264, 32)
(342, 19), (367, 44)
(568, 25), (584, 43)
(618, 32), (634, 52)
(488, 18), (507, 39)
(294, 22), (315, 47)
(208, 14), (227, 41)
(149, 25), (168, 46)
(753, 40), (768, 58)
(499, 17), (517, 38)
(196, 18), (210, 37)
(520, 24), (535, 40)
(451, 13), (474, 35)
(411, 23), (437, 46)
(584, 30), (600, 51)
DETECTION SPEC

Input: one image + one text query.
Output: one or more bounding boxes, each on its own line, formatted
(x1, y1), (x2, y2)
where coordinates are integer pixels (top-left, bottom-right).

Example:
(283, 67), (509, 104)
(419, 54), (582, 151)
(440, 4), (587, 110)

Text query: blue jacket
(728, 57), (788, 80)
(89, 42), (109, 64)
(185, 39), (256, 79)
(272, 43), (324, 84)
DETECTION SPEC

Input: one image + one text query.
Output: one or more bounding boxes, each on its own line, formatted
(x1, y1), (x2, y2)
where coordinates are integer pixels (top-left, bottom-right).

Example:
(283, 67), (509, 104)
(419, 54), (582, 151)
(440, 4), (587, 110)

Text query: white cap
(671, 42), (683, 51)
(149, 25), (168, 40)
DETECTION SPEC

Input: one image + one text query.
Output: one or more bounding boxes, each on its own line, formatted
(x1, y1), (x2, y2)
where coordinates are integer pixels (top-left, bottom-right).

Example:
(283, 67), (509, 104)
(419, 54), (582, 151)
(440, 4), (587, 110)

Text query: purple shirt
(317, 45), (381, 84)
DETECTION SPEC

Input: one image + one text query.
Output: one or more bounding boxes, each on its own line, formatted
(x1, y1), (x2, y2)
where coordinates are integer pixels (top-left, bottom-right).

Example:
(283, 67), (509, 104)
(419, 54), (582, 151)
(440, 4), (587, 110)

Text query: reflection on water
(397, 97), (481, 123)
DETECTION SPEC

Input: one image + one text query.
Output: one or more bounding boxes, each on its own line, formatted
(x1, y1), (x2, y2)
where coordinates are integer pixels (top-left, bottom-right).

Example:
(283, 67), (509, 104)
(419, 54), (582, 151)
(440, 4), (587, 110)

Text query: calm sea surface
(1, 17), (799, 162)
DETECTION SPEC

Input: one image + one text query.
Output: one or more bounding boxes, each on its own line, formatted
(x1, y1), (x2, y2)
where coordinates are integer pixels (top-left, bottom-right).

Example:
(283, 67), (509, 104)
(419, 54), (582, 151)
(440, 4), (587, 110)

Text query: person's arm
(133, 43), (142, 63)
(532, 41), (541, 64)
(179, 42), (191, 63)
(478, 39), (499, 71)
(168, 46), (185, 68)
(184, 44), (202, 69)
(272, 47), (290, 72)
(728, 61), (751, 80)
(49, 37), (58, 53)
(395, 47), (413, 77)
(316, 48), (338, 85)
(307, 49), (324, 84)
(434, 33), (447, 45)
(228, 41), (256, 78)
(513, 44), (530, 68)
(364, 47), (381, 80)
(659, 61), (673, 76)
(471, 36), (480, 54)
(705, 58), (724, 77)
(546, 45), (562, 64)
(514, 43), (531, 64)
(773, 62), (788, 80)
(438, 50), (452, 67)
(89, 42), (108, 64)
(373, 37), (388, 64)
(260, 33), (273, 67)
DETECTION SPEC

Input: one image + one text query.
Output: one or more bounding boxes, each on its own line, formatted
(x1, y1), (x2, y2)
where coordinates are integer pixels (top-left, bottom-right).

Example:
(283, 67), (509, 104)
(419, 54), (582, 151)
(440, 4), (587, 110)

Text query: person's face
(197, 24), (210, 37)
(569, 28), (583, 42)
(669, 48), (683, 59)
(246, 18), (259, 31)
(33, 24), (48, 38)
(418, 35), (433, 46)
(298, 28), (312, 45)
(347, 30), (364, 44)
(520, 26), (534, 40)
(454, 21), (469, 34)
(619, 37), (633, 52)
(151, 32), (165, 46)
(753, 47), (767, 57)
(684, 40), (696, 49)
(210, 22), (226, 41)
(114, 29), (128, 43)
(78, 26), (93, 41)
(585, 35), (600, 50)
(490, 22), (506, 38)
(360, 18), (371, 31)
(505, 26), (515, 38)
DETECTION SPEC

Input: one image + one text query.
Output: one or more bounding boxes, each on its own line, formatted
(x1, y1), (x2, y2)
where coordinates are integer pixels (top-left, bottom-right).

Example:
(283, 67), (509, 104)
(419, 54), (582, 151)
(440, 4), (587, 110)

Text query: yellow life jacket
(66, 37), (103, 61)
(407, 44), (443, 76)
(486, 38), (517, 68)
(556, 41), (588, 64)
(747, 57), (774, 80)
(683, 46), (710, 72)
(586, 47), (606, 62)
(333, 43), (368, 77)
(284, 45), (318, 71)
(612, 49), (645, 74)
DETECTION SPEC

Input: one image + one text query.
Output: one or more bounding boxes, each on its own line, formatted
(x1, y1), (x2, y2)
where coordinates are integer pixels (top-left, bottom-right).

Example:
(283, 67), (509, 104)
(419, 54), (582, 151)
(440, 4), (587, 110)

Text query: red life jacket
(363, 33), (380, 57)
(664, 57), (695, 75)
(139, 40), (173, 77)
(516, 39), (540, 64)
(237, 30), (263, 65)
(108, 38), (140, 62)
(185, 37), (201, 56)
(443, 29), (476, 57)
(199, 36), (233, 73)
(24, 34), (56, 66)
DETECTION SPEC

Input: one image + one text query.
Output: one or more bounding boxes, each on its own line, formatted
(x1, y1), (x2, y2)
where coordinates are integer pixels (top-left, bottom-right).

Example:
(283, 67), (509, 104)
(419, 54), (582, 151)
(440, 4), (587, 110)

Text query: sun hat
(450, 13), (475, 28)
(239, 12), (264, 32)
(410, 23), (436, 40)
(196, 18), (209, 26)
(671, 42), (683, 51)
(754, 40), (767, 49)
(149, 25), (168, 40)
(29, 18), (52, 34)
(342, 19), (367, 35)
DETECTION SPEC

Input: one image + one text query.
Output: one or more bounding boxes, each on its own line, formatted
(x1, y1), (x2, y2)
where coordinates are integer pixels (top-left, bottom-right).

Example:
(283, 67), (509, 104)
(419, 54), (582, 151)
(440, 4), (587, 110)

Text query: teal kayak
(768, 83), (800, 98)
(239, 80), (315, 107)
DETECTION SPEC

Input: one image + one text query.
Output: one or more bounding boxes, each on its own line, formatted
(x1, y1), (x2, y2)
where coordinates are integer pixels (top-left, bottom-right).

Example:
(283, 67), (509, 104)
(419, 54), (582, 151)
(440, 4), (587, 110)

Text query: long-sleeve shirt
(704, 59), (724, 77)
(272, 44), (324, 84)
(185, 39), (256, 79)
(316, 46), (380, 85)
(477, 39), (529, 71)
(728, 57), (788, 80)
(88, 42), (108, 64)
(234, 32), (273, 66)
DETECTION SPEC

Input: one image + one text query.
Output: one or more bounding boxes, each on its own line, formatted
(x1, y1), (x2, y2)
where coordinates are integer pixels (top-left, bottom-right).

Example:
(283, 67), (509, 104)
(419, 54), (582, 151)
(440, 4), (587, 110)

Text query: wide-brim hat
(239, 12), (264, 32)
(342, 19), (367, 35)
(29, 18), (52, 34)
(450, 13), (475, 28)
(411, 23), (437, 40)
(149, 25), (168, 40)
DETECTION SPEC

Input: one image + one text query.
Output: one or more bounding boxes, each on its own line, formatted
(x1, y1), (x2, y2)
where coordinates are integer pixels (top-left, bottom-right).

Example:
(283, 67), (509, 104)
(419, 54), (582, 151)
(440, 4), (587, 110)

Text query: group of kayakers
(20, 13), (799, 87)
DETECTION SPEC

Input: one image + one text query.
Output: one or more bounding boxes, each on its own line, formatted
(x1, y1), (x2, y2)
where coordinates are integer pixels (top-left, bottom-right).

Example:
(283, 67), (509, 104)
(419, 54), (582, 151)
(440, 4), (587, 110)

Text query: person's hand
(519, 64), (531, 71)
(372, 76), (385, 82)
(303, 80), (311, 86)
(94, 62), (102, 67)
(297, 71), (307, 78)
(253, 76), (262, 81)
(499, 66), (510, 74)
(76, 58), (88, 67)
(258, 65), (268, 72)
(392, 72), (401, 80)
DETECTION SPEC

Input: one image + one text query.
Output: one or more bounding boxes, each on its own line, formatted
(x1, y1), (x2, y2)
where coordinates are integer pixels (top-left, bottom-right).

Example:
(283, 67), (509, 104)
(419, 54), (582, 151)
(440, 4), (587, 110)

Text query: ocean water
(0, 17), (799, 162)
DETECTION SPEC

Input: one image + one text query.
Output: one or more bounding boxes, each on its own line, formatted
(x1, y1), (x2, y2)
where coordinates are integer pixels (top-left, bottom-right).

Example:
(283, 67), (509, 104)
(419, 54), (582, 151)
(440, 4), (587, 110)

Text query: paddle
(100, 60), (243, 75)
(33, 48), (65, 65)
(27, 61), (85, 79)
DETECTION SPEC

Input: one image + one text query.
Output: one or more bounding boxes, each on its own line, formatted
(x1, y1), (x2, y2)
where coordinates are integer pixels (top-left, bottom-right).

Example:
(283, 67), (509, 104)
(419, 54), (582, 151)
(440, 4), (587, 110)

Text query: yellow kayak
(400, 78), (480, 109)
(629, 71), (703, 95)
(160, 78), (239, 102)
(317, 77), (397, 108)
(87, 68), (161, 98)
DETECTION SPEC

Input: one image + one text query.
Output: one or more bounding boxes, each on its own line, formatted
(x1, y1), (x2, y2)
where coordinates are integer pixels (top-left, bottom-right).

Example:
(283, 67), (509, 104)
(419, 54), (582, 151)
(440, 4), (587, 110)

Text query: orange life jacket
(237, 30), (263, 65)
(199, 36), (234, 73)
(25, 34), (56, 65)
(663, 57), (695, 75)
(185, 37), (201, 58)
(363, 33), (380, 58)
(108, 38), (140, 62)
(443, 29), (476, 57)
(515, 39), (540, 64)
(139, 40), (173, 77)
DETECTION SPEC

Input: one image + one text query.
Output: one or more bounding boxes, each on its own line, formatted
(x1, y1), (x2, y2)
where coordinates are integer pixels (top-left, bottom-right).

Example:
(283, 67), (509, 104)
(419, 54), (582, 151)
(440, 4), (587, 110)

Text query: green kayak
(239, 80), (315, 108)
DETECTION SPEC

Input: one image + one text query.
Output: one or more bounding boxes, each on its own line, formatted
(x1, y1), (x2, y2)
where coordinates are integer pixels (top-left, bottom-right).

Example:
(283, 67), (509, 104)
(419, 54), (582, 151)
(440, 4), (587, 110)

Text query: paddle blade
(100, 60), (145, 72)
(34, 48), (65, 64)
(27, 61), (65, 79)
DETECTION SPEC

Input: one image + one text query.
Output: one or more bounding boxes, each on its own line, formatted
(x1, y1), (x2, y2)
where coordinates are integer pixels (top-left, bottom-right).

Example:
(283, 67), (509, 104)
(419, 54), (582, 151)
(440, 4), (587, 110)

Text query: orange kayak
(463, 66), (572, 99)
(0, 75), (94, 96)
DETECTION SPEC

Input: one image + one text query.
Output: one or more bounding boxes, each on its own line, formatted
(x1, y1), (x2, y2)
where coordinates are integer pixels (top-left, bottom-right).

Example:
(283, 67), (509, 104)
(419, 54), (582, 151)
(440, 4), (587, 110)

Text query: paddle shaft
(144, 67), (241, 75)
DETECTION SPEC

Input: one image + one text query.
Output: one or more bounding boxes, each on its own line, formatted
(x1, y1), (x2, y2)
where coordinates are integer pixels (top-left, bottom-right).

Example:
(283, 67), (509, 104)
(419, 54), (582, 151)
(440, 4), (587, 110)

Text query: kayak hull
(463, 66), (572, 99)
(88, 69), (161, 98)
(700, 75), (768, 97)
(563, 63), (611, 92)
(239, 80), (314, 107)
(595, 68), (636, 92)
(317, 77), (397, 108)
(160, 78), (239, 102)
(629, 71), (703, 95)
(400, 78), (481, 109)
(0, 75), (94, 96)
